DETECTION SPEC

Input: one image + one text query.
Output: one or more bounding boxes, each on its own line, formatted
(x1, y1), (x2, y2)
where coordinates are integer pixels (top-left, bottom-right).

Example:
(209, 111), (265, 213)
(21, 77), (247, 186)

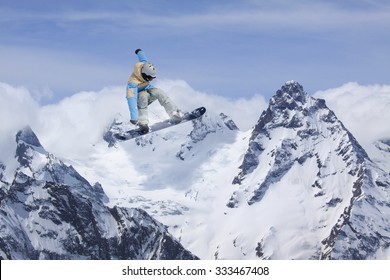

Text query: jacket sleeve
(136, 50), (148, 63)
(126, 82), (138, 120)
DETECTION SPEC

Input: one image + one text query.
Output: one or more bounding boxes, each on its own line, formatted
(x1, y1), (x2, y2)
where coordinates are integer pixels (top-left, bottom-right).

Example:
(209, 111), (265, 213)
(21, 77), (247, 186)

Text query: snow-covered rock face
(0, 127), (197, 260)
(234, 81), (368, 187)
(229, 81), (390, 259)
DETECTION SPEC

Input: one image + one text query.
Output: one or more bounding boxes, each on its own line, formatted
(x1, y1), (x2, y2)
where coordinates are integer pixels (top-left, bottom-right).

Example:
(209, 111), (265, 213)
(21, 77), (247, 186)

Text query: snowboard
(113, 107), (206, 141)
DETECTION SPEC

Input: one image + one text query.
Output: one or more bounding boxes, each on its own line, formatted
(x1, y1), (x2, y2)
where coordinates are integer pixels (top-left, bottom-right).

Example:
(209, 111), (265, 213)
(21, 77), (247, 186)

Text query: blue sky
(1, 0), (390, 103)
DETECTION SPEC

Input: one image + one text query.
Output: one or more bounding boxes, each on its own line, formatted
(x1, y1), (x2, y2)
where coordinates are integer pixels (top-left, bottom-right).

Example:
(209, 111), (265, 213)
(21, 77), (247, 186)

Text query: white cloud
(37, 79), (267, 158)
(314, 82), (390, 148)
(0, 83), (127, 161)
(0, 82), (39, 165)
(0, 80), (266, 161)
(155, 79), (267, 131)
(35, 86), (128, 158)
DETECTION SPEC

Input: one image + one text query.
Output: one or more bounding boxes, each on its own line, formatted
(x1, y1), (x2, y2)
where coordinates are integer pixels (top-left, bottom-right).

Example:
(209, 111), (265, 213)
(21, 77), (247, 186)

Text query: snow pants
(138, 88), (179, 125)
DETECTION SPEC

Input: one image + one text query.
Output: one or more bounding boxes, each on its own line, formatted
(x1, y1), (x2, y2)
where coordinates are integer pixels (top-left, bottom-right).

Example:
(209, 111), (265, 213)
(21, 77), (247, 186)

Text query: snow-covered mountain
(228, 81), (390, 259)
(1, 81), (390, 260)
(0, 127), (197, 260)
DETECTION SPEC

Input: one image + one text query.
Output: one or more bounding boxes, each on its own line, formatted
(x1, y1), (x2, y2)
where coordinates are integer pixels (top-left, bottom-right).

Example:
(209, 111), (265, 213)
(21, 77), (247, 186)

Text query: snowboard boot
(170, 111), (182, 124)
(139, 124), (149, 135)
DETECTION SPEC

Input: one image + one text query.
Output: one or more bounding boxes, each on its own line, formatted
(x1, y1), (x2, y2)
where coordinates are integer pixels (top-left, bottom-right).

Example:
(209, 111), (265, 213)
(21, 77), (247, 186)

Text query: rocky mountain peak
(234, 81), (369, 186)
(249, 81), (318, 143)
(270, 80), (308, 109)
(15, 126), (46, 168)
(16, 126), (43, 148)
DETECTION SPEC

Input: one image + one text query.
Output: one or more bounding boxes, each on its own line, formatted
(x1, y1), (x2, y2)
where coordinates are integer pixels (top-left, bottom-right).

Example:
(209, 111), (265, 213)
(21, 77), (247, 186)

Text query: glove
(130, 120), (138, 125)
(135, 49), (142, 54)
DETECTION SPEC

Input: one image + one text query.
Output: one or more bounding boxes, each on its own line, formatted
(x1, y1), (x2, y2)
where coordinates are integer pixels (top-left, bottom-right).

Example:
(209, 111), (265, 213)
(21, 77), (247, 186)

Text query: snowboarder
(126, 48), (182, 134)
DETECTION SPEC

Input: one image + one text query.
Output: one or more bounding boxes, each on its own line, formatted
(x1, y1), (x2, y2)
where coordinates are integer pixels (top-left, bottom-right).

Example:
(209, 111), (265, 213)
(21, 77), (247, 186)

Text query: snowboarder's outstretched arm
(135, 49), (148, 62)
